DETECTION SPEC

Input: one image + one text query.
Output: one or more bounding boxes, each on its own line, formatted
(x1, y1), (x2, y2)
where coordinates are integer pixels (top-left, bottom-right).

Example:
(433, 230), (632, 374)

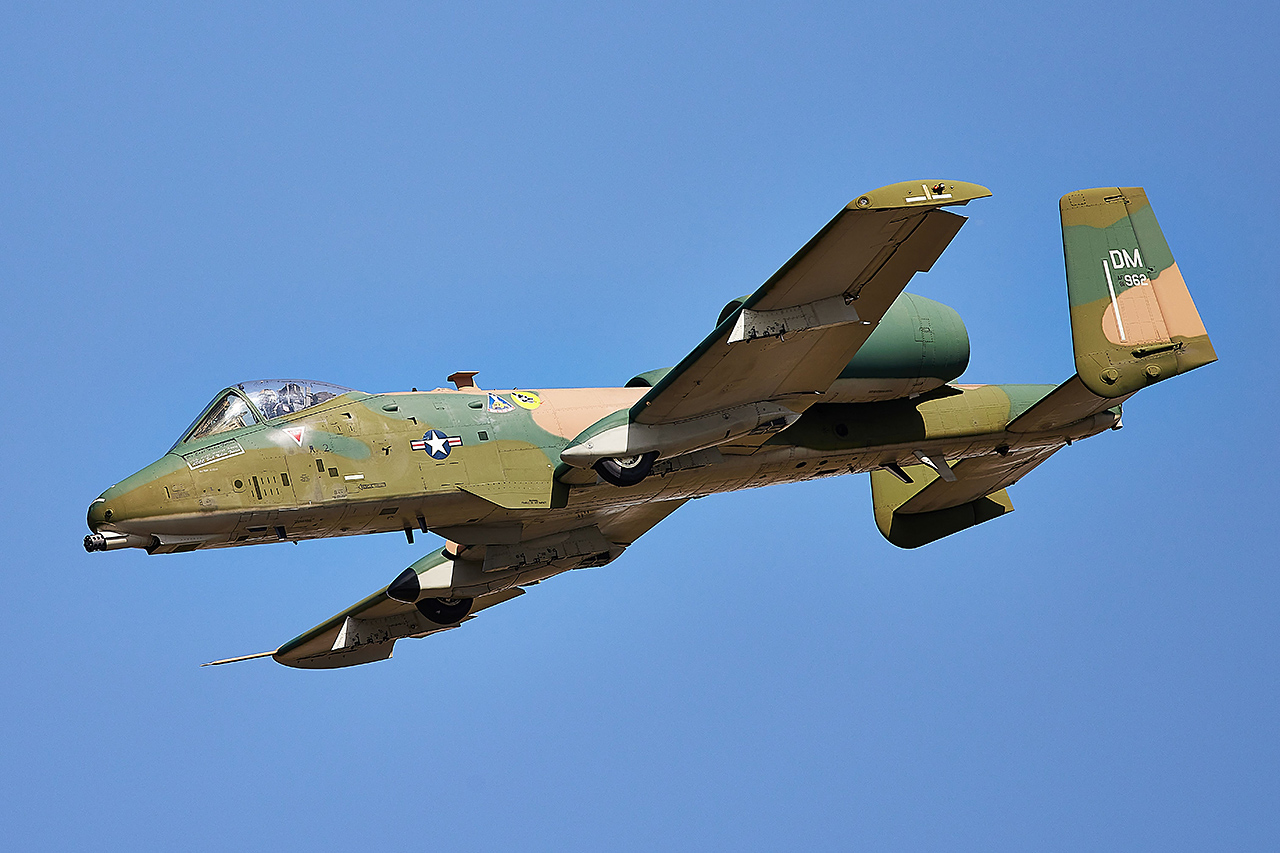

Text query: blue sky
(2, 3), (1276, 850)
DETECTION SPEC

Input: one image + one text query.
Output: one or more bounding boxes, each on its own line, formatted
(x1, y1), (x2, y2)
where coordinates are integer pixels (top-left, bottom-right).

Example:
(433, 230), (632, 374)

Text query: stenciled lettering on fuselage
(410, 429), (463, 460)
(182, 438), (245, 470)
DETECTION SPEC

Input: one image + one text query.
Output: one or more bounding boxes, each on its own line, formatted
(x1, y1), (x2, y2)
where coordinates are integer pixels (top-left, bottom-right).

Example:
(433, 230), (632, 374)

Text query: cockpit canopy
(174, 379), (358, 448)
(237, 379), (354, 420)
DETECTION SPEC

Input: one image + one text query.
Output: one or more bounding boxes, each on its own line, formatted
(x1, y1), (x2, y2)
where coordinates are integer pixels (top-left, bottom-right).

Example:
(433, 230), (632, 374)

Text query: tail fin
(1061, 187), (1216, 397)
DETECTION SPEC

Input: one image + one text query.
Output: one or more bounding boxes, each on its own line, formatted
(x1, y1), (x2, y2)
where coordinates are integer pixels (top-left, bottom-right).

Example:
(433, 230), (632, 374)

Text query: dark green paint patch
(838, 293), (969, 381)
(996, 384), (1059, 421)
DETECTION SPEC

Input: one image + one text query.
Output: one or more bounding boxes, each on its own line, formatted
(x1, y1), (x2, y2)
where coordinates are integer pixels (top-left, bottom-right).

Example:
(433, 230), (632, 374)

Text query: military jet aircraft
(84, 181), (1215, 668)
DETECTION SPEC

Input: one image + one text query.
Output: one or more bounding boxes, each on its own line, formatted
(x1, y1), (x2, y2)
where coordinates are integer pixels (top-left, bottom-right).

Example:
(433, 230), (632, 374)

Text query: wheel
(593, 451), (658, 487)
(416, 596), (474, 625)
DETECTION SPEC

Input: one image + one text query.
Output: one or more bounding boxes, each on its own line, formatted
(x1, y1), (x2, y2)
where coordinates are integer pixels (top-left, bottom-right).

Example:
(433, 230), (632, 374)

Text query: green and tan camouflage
(1062, 187), (1216, 397)
(84, 181), (1215, 668)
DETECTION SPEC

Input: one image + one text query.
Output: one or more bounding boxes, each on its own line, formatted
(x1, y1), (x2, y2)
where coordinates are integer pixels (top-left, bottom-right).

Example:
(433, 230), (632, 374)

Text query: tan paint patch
(1102, 286), (1170, 346)
(915, 385), (1011, 435)
(1149, 262), (1209, 340)
(529, 387), (647, 439)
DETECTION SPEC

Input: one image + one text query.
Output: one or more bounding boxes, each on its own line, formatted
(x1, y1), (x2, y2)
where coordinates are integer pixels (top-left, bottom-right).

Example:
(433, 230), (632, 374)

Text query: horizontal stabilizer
(1006, 375), (1127, 434)
(871, 462), (1014, 549)
(896, 445), (1061, 515)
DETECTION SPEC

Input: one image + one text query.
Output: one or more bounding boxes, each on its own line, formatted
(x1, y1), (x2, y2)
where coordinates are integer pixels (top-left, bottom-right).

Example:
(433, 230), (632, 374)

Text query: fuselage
(85, 380), (1114, 556)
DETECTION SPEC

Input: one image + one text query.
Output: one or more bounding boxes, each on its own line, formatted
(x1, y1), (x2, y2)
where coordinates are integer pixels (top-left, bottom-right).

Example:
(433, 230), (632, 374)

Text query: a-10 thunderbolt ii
(84, 181), (1216, 668)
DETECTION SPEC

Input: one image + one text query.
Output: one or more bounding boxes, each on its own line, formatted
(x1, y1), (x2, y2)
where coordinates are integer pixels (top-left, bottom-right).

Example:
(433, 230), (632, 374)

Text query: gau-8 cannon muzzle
(83, 532), (156, 552)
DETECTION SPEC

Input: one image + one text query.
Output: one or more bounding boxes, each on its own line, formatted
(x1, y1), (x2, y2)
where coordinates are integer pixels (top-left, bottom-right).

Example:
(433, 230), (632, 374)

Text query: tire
(593, 451), (658, 487)
(416, 596), (474, 625)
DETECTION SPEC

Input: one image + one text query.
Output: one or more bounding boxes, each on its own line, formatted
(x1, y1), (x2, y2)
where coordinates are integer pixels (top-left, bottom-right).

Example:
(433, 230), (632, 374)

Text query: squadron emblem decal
(411, 429), (463, 460)
(487, 393), (516, 414)
(510, 390), (541, 410)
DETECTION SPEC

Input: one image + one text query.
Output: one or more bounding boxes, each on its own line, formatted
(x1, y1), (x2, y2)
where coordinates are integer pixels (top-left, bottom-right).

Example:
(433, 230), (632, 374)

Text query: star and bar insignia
(410, 429), (463, 460)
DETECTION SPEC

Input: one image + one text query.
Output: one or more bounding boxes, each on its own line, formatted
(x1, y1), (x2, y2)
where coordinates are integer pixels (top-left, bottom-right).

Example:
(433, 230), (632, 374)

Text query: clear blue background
(3, 3), (1276, 850)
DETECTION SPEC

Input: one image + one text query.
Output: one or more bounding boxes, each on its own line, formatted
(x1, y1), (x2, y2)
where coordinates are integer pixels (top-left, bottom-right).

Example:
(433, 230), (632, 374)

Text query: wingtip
(850, 180), (992, 211)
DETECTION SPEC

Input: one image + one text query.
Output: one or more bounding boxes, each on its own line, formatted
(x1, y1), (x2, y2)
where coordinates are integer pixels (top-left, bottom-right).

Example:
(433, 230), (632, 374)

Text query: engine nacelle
(713, 291), (969, 403)
(828, 292), (969, 401)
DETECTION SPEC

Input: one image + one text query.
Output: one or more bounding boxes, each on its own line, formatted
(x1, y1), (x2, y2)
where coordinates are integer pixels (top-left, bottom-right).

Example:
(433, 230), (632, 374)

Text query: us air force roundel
(410, 430), (463, 460)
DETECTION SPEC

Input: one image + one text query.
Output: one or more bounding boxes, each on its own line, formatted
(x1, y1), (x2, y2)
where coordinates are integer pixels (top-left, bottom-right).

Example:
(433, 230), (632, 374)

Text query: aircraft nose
(87, 496), (109, 531)
(83, 477), (167, 552)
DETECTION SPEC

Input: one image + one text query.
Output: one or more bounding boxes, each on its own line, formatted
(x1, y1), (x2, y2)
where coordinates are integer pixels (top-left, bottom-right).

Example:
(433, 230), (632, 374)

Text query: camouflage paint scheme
(85, 181), (1215, 668)
(1061, 187), (1216, 397)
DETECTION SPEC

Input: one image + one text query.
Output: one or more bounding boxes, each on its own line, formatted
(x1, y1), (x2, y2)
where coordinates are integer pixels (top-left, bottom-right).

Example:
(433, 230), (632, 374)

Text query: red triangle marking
(284, 427), (305, 446)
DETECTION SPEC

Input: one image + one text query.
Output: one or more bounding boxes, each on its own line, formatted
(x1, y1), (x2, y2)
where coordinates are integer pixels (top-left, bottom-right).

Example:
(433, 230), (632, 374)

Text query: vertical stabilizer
(1061, 188), (1216, 397)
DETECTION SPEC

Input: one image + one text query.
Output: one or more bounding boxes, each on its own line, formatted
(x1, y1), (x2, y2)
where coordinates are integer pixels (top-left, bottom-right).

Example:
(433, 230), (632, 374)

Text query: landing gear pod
(416, 597), (474, 625)
(594, 452), (658, 487)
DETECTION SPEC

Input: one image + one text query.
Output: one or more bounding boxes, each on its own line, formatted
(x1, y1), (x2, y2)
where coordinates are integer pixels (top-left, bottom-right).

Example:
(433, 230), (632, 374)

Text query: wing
(870, 455), (1023, 550)
(633, 180), (991, 426)
(271, 585), (527, 669)
(270, 498), (688, 669)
